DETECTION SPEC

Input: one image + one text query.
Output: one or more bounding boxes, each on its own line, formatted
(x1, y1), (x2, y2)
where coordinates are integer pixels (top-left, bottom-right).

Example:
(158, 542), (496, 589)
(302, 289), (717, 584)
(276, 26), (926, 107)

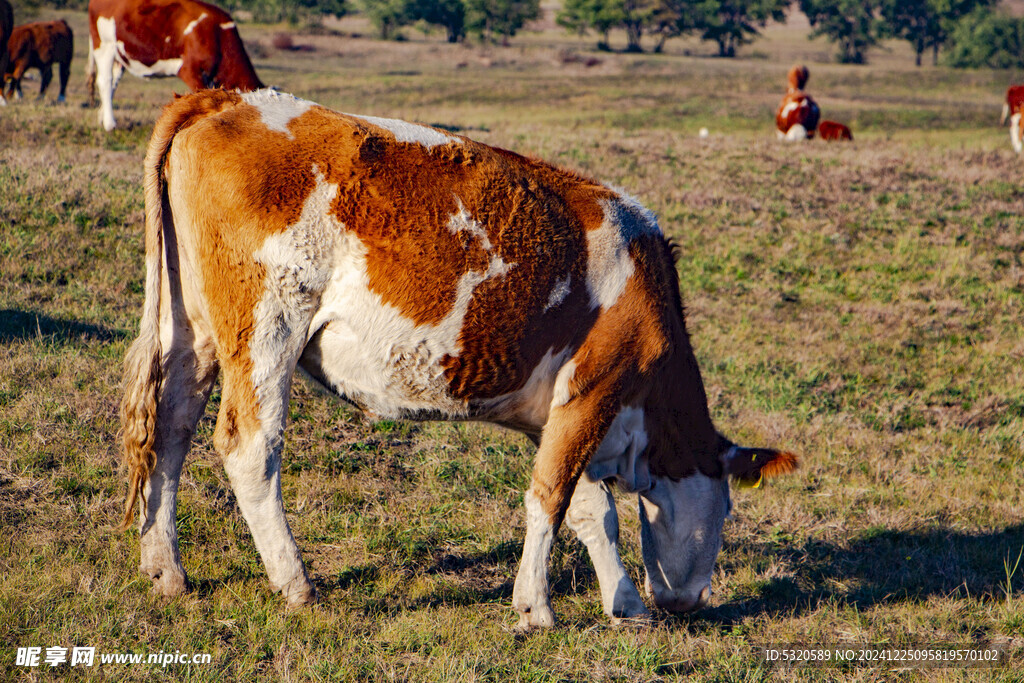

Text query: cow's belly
(120, 54), (182, 78)
(297, 246), (574, 430)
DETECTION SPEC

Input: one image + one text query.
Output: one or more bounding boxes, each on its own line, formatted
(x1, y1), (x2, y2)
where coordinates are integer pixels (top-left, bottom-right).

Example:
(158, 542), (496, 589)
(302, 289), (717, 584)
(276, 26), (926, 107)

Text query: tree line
(22, 0), (1024, 67)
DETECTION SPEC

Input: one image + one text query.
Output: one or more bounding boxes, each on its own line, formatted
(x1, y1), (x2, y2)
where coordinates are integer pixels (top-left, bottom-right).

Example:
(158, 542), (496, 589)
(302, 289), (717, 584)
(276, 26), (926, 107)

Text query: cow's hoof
(143, 566), (189, 597)
(513, 603), (555, 631)
(278, 575), (317, 609)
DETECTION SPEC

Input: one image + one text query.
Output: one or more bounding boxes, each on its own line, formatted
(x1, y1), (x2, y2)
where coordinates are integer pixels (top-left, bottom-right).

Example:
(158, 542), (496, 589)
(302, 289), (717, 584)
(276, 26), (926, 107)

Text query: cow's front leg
(565, 475), (649, 623)
(513, 391), (619, 629)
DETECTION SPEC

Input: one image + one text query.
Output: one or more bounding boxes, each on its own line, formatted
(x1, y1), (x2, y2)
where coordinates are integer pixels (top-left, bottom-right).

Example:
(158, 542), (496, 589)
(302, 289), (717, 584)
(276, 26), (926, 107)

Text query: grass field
(3, 8), (1024, 681)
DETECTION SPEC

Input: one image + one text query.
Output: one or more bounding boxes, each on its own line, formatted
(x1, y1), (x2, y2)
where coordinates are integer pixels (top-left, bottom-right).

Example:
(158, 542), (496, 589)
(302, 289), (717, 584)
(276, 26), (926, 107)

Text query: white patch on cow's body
(448, 197), (492, 249)
(122, 56), (184, 77)
(165, 36), (170, 43)
(785, 124), (808, 141)
(1012, 113), (1022, 153)
(251, 169), (340, 414)
(780, 100), (800, 119)
(242, 89), (315, 139)
(220, 21), (236, 30)
(350, 113), (458, 148)
(543, 274), (571, 313)
(586, 406), (651, 492)
(183, 12), (208, 36)
(585, 195), (659, 310)
(551, 360), (576, 408)
(304, 201), (514, 419)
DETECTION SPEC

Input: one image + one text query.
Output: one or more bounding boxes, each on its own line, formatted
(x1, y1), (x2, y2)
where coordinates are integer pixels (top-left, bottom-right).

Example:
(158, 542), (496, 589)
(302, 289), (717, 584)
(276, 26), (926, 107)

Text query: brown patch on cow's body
(87, 0), (262, 92)
(818, 119), (852, 141)
(3, 20), (73, 101)
(1006, 85), (1024, 118)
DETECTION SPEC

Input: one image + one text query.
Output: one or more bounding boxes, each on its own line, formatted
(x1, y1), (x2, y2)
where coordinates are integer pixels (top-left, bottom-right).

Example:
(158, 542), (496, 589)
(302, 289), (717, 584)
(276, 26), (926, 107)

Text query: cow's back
(163, 90), (668, 420)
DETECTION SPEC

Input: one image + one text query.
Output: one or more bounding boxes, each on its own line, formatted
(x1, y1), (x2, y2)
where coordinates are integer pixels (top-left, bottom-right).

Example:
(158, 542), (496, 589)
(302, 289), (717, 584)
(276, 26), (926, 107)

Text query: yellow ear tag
(735, 471), (763, 490)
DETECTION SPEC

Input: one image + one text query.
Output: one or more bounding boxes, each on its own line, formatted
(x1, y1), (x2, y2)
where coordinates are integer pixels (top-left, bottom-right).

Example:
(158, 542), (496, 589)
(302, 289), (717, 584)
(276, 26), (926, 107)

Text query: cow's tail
(120, 90), (243, 530)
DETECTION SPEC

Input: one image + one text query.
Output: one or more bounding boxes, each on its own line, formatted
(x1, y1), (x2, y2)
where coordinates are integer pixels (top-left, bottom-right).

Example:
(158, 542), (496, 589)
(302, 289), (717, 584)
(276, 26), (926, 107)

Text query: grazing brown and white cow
(3, 20), (73, 103)
(86, 0), (263, 131)
(1003, 85), (1024, 153)
(121, 89), (797, 627)
(0, 0), (12, 106)
(776, 64), (819, 141)
(818, 120), (852, 141)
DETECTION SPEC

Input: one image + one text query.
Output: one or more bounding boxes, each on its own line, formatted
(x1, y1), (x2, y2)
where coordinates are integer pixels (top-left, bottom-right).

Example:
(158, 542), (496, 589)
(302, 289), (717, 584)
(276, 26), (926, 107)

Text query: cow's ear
(724, 447), (798, 489)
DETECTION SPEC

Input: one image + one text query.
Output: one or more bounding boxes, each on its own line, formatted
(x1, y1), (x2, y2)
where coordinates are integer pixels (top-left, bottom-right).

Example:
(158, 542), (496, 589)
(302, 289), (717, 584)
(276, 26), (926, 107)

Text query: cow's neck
(641, 311), (724, 480)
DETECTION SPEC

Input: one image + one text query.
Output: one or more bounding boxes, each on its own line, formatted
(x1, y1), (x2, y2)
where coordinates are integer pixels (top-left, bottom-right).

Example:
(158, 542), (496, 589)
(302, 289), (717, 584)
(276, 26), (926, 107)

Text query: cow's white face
(637, 472), (730, 612)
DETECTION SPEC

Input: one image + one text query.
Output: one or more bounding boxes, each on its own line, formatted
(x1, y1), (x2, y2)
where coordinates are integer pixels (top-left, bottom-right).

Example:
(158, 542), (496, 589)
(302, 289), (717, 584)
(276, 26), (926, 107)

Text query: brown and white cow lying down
(86, 0), (262, 131)
(0, 0), (12, 106)
(121, 89), (797, 627)
(776, 64), (819, 141)
(3, 20), (73, 103)
(818, 120), (852, 141)
(1003, 85), (1024, 153)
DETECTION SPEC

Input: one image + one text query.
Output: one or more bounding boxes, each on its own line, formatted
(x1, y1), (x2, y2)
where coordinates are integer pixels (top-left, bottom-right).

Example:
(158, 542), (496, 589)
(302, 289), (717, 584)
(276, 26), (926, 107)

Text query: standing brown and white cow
(3, 20), (73, 103)
(1003, 85), (1024, 153)
(0, 0), (13, 106)
(776, 64), (819, 140)
(86, 0), (262, 130)
(121, 89), (797, 627)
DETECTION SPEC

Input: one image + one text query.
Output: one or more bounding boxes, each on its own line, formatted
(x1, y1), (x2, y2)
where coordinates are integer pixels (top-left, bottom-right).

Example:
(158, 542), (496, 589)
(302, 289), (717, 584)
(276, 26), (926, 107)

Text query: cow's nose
(655, 584), (712, 613)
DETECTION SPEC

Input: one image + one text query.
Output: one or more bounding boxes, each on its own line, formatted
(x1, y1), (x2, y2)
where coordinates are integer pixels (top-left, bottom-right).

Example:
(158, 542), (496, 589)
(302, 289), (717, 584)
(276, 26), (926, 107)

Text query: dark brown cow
(86, 0), (263, 130)
(776, 64), (819, 141)
(0, 0), (12, 106)
(3, 20), (72, 103)
(818, 120), (852, 141)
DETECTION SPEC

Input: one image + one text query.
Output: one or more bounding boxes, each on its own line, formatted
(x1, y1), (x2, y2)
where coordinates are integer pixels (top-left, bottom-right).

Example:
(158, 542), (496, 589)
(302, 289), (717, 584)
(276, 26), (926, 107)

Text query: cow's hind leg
(136, 329), (218, 596)
(57, 58), (70, 102)
(38, 65), (52, 99)
(213, 329), (316, 607)
(565, 476), (649, 623)
(513, 390), (619, 629)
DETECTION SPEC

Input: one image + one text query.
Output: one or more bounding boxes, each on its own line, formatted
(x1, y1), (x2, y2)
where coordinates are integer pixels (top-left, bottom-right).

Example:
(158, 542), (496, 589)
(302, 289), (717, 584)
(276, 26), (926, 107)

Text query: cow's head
(637, 446), (797, 612)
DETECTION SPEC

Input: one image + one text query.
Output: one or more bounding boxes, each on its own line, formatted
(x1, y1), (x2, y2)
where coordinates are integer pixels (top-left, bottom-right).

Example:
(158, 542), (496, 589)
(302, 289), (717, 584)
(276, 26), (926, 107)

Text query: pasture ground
(2, 9), (1024, 682)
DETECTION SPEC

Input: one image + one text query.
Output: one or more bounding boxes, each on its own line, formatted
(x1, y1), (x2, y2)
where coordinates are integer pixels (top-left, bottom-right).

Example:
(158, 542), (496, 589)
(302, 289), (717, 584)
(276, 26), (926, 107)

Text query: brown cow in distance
(818, 120), (852, 141)
(3, 20), (73, 103)
(776, 64), (819, 140)
(86, 0), (263, 130)
(0, 0), (11, 106)
(1002, 85), (1024, 153)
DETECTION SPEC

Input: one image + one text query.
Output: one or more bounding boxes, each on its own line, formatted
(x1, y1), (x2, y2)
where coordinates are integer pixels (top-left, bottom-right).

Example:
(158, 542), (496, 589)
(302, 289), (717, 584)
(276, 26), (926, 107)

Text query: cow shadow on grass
(686, 523), (1024, 628)
(0, 308), (127, 345)
(307, 523), (1024, 624)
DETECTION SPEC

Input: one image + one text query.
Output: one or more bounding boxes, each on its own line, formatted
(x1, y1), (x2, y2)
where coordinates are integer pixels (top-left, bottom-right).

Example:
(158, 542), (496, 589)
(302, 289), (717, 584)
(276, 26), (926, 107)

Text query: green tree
(649, 0), (712, 53)
(944, 8), (1024, 69)
(800, 0), (881, 64)
(412, 0), (467, 42)
(466, 0), (541, 43)
(700, 0), (790, 57)
(558, 0), (626, 50)
(362, 0), (413, 39)
(879, 0), (993, 66)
